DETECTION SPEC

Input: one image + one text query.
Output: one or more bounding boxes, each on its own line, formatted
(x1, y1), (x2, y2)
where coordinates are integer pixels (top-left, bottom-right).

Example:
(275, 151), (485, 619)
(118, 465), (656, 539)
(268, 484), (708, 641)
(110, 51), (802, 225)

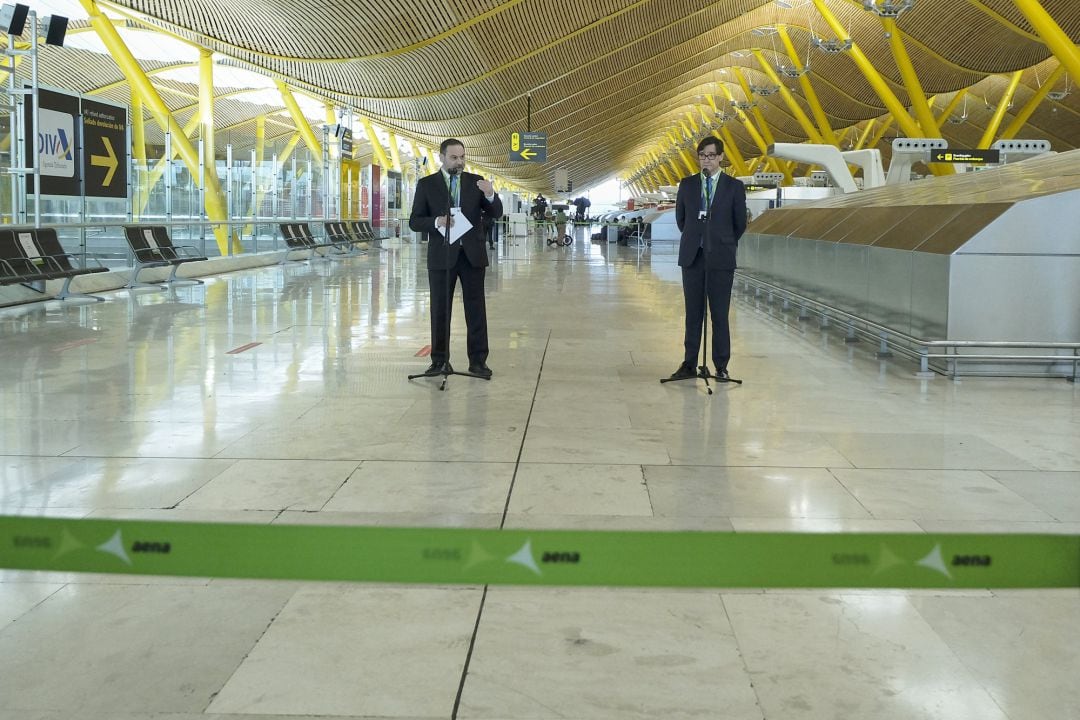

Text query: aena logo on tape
(37, 108), (74, 178)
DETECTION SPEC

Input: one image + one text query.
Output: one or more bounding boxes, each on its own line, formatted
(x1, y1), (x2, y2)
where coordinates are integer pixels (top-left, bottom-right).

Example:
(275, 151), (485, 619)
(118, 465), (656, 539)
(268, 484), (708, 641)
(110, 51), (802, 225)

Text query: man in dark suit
(409, 138), (503, 378)
(669, 136), (747, 381)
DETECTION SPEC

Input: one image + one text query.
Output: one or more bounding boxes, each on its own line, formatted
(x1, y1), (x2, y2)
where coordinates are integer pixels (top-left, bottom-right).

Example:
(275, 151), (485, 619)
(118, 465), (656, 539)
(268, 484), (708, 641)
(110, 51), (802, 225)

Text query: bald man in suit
(409, 138), (503, 378)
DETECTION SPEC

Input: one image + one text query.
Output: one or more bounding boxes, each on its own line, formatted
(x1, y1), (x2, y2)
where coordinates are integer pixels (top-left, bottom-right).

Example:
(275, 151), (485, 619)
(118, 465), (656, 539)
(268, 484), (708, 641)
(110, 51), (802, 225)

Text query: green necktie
(449, 173), (459, 208)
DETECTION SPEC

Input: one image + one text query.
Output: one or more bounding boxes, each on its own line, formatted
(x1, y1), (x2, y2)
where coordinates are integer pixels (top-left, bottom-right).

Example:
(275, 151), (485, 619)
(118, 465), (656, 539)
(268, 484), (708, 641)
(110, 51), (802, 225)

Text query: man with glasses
(668, 136), (747, 381)
(409, 138), (502, 379)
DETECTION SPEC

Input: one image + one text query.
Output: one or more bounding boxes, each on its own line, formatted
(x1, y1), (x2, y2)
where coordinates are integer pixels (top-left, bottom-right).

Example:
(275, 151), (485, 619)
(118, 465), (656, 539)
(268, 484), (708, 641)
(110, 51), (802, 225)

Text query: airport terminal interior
(1, 1), (1079, 718)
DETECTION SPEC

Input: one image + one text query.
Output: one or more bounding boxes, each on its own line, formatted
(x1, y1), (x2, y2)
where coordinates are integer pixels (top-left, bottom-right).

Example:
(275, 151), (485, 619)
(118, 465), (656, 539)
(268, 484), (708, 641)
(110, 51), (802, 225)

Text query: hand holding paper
(446, 208), (472, 244)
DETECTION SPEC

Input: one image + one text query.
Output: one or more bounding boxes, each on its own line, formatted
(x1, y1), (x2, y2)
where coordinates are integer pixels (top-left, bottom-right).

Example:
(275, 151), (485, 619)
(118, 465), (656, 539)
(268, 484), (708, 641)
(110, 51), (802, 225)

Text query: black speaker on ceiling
(42, 14), (67, 46)
(0, 3), (29, 36)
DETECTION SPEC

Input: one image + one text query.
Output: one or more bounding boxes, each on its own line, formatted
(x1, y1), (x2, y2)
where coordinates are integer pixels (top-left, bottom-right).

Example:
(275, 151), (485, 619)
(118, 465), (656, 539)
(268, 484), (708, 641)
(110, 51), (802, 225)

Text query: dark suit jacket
(675, 172), (747, 269)
(408, 170), (503, 271)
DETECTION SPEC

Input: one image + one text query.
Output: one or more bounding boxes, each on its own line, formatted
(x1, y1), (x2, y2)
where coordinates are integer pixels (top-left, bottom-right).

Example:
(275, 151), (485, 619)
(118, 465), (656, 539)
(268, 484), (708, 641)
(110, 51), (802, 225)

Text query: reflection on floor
(1, 228), (1078, 719)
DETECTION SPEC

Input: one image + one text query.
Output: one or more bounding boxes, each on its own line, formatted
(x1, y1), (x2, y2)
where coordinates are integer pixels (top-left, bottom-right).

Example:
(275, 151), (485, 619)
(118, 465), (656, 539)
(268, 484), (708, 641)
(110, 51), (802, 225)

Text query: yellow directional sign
(510, 131), (546, 162)
(82, 98), (127, 198)
(90, 136), (118, 186)
(931, 149), (1000, 164)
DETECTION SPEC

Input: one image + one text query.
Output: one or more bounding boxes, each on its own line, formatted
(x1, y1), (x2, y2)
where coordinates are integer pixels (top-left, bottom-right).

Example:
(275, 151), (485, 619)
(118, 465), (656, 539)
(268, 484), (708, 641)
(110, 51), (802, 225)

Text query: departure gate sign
(510, 131), (547, 162)
(931, 149), (1000, 164)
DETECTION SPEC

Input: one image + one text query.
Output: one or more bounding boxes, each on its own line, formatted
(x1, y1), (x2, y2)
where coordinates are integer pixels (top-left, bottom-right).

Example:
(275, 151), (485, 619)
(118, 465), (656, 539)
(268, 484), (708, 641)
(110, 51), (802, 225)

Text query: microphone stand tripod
(661, 172), (742, 394)
(408, 170), (491, 391)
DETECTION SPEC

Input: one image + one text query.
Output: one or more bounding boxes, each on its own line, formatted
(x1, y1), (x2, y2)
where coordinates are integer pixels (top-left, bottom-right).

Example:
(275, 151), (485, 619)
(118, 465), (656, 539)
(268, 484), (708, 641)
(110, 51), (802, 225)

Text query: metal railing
(735, 272), (1080, 382)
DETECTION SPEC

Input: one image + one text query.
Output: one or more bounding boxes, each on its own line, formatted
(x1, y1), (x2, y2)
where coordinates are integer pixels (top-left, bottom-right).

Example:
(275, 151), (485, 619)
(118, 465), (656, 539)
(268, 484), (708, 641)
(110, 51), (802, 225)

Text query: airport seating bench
(0, 227), (107, 302)
(122, 225), (208, 289)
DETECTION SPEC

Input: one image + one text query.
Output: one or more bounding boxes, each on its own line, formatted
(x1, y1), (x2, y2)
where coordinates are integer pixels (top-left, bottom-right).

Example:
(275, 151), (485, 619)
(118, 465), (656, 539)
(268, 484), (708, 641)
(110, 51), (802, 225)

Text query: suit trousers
(682, 248), (735, 369)
(429, 250), (488, 365)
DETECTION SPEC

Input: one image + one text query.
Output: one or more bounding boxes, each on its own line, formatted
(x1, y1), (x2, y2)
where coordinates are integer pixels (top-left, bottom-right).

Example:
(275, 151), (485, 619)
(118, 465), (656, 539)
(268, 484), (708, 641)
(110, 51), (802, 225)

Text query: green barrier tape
(1, 516), (1078, 589)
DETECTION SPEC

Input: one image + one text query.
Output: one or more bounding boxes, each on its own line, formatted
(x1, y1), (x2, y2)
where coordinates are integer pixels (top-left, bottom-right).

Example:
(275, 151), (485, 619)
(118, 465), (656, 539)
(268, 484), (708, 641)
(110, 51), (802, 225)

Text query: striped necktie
(449, 173), (459, 208)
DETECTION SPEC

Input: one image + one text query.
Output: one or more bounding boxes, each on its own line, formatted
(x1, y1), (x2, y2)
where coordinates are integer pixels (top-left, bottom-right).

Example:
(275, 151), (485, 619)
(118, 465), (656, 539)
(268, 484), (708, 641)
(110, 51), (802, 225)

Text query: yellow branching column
(131, 93), (147, 218)
(80, 0), (235, 254)
(360, 118), (391, 170)
(275, 80), (322, 158)
(752, 49), (824, 144)
(777, 25), (838, 146)
(387, 132), (403, 173)
(198, 49), (241, 251)
(1002, 64), (1066, 139)
(244, 115), (265, 235)
(979, 71), (1024, 148)
(811, 0), (922, 139)
(879, 17), (953, 175)
(1010, 0), (1080, 82)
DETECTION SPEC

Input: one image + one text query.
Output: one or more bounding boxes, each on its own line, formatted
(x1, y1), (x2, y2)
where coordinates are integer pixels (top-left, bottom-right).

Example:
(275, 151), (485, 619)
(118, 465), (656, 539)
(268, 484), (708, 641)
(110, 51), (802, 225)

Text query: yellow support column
(131, 93), (147, 218)
(867, 116), (895, 149)
(138, 114), (201, 218)
(81, 0), (235, 254)
(387, 132), (403, 173)
(752, 50), (824, 144)
(275, 80), (321, 158)
(360, 118), (391, 170)
(811, 0), (923, 139)
(879, 17), (952, 174)
(979, 71), (1024, 148)
(854, 119), (876, 150)
(880, 19), (939, 137)
(733, 68), (777, 148)
(1001, 64), (1065, 139)
(1010, 0), (1080, 82)
(935, 89), (968, 125)
(776, 26), (838, 145)
(719, 127), (749, 177)
(278, 133), (302, 166)
(198, 49), (216, 185)
(717, 86), (771, 156)
(244, 115), (266, 234)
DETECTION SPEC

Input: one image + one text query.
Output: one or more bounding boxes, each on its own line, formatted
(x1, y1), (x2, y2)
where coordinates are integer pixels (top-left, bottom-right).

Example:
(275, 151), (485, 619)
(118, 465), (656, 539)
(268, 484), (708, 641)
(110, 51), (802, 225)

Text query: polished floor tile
(831, 468), (1055, 521)
(458, 589), (762, 719)
(179, 458), (358, 511)
(507, 463), (652, 516)
(644, 466), (870, 519)
(206, 586), (481, 717)
(723, 593), (1008, 719)
(823, 432), (1036, 471)
(322, 460), (513, 515)
(0, 583), (295, 713)
(2, 231), (1078, 719)
(909, 591), (1080, 720)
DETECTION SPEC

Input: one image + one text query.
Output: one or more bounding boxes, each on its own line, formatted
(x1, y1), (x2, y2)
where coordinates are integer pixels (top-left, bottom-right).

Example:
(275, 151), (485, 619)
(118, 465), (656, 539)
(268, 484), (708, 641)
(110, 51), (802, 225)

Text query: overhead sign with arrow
(82, 98), (127, 198)
(930, 149), (1000, 164)
(510, 131), (547, 162)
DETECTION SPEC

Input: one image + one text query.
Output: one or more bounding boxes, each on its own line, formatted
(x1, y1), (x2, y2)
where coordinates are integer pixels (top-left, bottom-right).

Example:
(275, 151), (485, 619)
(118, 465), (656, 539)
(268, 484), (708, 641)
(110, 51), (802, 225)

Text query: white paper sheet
(446, 207), (472, 245)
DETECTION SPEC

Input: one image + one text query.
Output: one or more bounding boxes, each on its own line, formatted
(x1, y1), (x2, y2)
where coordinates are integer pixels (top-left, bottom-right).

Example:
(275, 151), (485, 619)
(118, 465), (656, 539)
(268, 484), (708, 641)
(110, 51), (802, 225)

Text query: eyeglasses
(697, 152), (720, 159)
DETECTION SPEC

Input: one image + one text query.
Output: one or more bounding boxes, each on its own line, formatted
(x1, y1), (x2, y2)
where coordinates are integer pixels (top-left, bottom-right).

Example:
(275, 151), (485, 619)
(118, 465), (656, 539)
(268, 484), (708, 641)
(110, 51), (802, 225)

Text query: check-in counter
(739, 150), (1080, 374)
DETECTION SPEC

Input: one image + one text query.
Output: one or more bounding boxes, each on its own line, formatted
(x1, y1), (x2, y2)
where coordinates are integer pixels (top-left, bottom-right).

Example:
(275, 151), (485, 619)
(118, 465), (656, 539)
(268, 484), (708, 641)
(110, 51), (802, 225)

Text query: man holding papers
(409, 138), (503, 378)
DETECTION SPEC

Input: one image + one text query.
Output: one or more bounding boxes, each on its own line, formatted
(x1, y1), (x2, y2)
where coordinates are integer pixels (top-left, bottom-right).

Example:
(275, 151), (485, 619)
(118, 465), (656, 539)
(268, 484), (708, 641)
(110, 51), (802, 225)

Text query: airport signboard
(510, 131), (547, 162)
(930, 149), (1000, 164)
(81, 98), (127, 198)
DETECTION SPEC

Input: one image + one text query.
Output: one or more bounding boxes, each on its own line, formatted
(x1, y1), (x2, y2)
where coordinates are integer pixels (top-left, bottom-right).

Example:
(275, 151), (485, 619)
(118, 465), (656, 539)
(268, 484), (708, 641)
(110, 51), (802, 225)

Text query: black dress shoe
(669, 362), (696, 380)
(715, 366), (730, 380)
(468, 361), (493, 378)
(425, 361), (452, 375)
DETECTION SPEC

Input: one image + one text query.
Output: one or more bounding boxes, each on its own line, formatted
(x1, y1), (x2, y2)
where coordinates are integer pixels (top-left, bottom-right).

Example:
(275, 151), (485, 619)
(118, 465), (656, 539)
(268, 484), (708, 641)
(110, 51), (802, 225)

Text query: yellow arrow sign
(90, 136), (118, 186)
(519, 147), (535, 160)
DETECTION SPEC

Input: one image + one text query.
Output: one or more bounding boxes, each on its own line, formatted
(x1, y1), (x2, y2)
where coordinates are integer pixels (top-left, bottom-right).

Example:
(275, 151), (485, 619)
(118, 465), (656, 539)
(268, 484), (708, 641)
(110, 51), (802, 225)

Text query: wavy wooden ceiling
(34, 1), (1080, 191)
